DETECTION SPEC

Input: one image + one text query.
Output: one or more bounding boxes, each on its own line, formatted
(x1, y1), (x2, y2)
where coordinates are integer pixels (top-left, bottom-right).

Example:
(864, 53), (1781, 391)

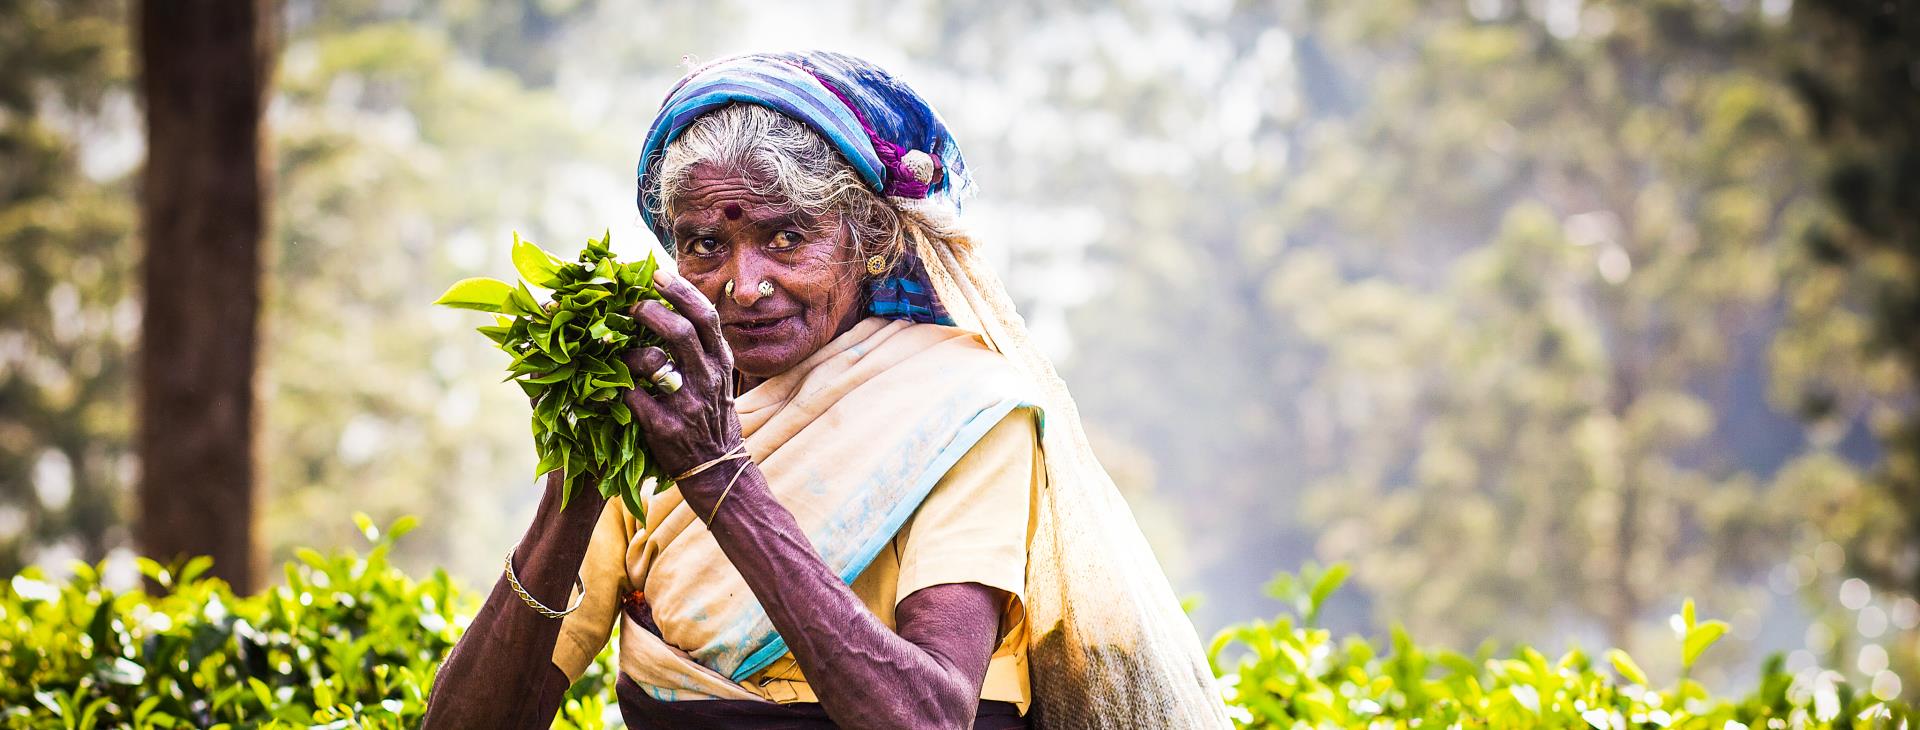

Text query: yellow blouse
(552, 410), (1041, 714)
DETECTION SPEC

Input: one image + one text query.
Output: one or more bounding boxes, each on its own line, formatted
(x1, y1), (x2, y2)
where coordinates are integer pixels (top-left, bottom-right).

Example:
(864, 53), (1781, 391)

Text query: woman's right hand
(618, 269), (745, 485)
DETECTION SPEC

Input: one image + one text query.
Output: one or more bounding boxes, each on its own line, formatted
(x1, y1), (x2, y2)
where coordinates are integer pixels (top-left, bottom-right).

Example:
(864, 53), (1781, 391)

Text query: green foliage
(257, 7), (631, 587)
(1211, 566), (1916, 729)
(1786, 0), (1920, 622)
(1035, 0), (1908, 676)
(0, 0), (136, 576)
(8, 0), (1916, 710)
(9, 549), (1907, 728)
(0, 516), (614, 729)
(434, 232), (671, 519)
(1262, 561), (1348, 628)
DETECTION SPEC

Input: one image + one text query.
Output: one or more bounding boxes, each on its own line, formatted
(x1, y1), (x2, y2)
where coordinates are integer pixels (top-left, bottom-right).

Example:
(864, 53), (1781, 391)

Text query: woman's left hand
(619, 268), (744, 487)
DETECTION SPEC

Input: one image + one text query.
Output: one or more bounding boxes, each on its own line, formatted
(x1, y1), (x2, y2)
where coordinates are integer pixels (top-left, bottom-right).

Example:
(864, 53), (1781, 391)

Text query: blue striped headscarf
(636, 51), (970, 325)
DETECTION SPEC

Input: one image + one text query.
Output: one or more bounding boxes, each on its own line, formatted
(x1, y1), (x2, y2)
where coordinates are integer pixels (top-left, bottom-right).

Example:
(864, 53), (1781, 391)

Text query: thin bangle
(674, 442), (748, 482)
(708, 457), (755, 522)
(503, 547), (584, 619)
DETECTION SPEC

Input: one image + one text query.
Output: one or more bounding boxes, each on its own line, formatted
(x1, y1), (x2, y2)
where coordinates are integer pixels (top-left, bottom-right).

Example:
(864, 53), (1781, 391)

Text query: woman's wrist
(670, 440), (749, 482)
(515, 472), (607, 568)
(676, 457), (758, 519)
(509, 528), (601, 612)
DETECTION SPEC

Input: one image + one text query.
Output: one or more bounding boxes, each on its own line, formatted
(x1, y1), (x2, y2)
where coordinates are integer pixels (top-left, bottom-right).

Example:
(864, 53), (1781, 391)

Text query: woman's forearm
(680, 464), (999, 730)
(421, 472), (607, 729)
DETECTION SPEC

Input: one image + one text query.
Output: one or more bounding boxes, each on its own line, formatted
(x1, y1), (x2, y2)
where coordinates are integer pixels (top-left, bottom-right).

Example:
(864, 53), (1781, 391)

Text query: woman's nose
(728, 256), (771, 307)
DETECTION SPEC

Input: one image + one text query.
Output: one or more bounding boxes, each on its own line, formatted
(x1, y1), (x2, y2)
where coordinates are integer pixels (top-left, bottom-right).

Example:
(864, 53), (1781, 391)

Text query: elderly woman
(424, 52), (1226, 729)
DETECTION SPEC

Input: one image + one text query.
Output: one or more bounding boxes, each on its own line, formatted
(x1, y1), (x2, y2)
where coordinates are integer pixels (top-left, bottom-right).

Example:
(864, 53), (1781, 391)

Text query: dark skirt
(615, 672), (1030, 729)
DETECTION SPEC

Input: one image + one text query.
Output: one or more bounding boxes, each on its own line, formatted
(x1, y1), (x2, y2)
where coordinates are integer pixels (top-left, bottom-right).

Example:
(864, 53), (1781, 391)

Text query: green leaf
(1607, 649), (1648, 686)
(534, 445), (565, 478)
(638, 253), (660, 281)
(591, 424), (612, 465)
(1682, 620), (1728, 669)
(534, 392), (565, 431)
(621, 478), (647, 522)
(1309, 563), (1350, 617)
(561, 467), (581, 511)
(178, 555), (213, 584)
(570, 288), (612, 308)
(433, 277), (512, 312)
(476, 324), (513, 345)
(512, 233), (566, 287)
(294, 547), (329, 570)
(526, 363), (576, 384)
(510, 282), (544, 319)
(247, 677), (274, 709)
(588, 319), (616, 341)
(609, 356), (635, 388)
(387, 515), (421, 540)
(135, 556), (167, 586)
(546, 311), (576, 363)
(617, 422), (637, 462)
(509, 347), (555, 373)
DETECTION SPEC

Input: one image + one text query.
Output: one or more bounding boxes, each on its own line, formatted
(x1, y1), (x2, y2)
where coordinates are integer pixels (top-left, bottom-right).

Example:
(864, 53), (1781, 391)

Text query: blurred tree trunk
(1790, 0), (1920, 602)
(135, 0), (275, 593)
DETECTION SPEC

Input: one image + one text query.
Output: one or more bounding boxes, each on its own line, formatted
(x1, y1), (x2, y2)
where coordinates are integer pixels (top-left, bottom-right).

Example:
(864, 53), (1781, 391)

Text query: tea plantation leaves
(5, 528), (1912, 728)
(0, 516), (615, 729)
(1209, 566), (1915, 729)
(434, 231), (674, 521)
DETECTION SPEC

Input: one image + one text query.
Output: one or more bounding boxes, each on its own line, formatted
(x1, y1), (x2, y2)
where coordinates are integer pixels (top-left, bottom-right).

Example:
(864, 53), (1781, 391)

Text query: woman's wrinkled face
(667, 163), (868, 380)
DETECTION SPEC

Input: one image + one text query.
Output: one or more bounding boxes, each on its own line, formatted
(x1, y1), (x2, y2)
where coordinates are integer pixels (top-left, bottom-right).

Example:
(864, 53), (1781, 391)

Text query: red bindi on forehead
(723, 203), (742, 220)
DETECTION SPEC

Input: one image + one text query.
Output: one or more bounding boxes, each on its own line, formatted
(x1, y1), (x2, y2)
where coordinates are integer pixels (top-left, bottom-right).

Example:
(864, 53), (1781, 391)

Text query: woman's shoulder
(899, 321), (1023, 375)
(901, 322), (1043, 406)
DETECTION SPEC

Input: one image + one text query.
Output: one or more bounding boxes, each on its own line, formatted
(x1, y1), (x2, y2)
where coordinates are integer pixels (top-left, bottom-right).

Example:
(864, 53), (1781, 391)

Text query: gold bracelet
(708, 456), (755, 522)
(503, 547), (584, 619)
(674, 442), (748, 482)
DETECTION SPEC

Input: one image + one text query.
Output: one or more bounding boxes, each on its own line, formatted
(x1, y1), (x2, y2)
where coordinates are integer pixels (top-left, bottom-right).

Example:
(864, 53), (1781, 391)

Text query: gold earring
(866, 255), (886, 276)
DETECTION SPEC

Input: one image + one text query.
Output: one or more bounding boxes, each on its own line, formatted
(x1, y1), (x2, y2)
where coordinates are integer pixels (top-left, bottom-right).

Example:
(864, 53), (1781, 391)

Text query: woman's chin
(728, 340), (806, 381)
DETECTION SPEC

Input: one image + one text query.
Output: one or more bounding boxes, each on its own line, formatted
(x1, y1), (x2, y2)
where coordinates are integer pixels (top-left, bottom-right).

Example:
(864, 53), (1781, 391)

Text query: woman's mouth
(724, 314), (793, 337)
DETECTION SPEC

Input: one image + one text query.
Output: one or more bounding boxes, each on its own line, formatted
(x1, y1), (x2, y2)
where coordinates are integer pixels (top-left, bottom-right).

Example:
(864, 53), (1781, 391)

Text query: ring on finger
(649, 363), (684, 394)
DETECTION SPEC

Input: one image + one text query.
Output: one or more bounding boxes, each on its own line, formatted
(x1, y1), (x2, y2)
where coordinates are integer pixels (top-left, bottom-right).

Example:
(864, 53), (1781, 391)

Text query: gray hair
(651, 103), (903, 265)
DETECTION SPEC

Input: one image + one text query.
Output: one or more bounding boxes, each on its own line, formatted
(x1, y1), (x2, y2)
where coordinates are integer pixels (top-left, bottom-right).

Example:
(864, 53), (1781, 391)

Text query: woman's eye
(685, 237), (721, 256)
(770, 231), (805, 250)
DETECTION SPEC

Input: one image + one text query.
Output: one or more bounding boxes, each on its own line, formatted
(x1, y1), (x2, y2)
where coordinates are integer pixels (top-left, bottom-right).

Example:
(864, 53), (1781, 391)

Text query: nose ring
(723, 280), (774, 299)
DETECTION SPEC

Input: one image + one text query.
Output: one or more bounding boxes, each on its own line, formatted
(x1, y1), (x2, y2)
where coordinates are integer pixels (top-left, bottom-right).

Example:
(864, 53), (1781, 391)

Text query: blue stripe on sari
(727, 397), (1035, 681)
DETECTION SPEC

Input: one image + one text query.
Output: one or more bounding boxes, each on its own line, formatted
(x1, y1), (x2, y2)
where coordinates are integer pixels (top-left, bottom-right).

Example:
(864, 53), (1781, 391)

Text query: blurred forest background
(3, 0), (1915, 701)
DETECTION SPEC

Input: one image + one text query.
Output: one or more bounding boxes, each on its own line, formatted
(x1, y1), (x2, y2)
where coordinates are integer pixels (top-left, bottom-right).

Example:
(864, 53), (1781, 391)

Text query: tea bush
(1210, 563), (1915, 729)
(0, 516), (613, 729)
(1, 519), (1911, 728)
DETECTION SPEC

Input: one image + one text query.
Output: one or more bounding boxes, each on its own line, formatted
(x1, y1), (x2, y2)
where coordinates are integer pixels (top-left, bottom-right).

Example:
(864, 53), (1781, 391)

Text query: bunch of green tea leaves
(434, 232), (671, 520)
